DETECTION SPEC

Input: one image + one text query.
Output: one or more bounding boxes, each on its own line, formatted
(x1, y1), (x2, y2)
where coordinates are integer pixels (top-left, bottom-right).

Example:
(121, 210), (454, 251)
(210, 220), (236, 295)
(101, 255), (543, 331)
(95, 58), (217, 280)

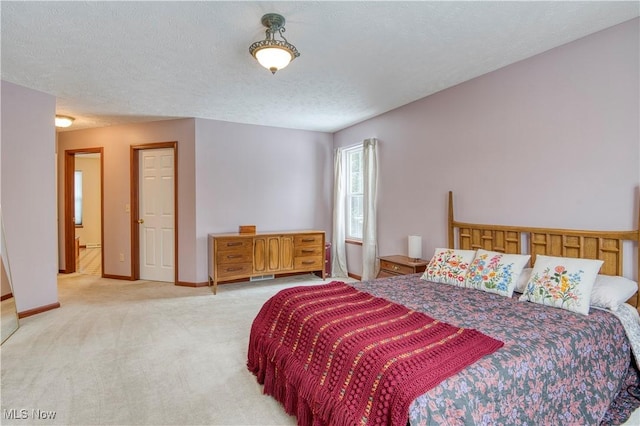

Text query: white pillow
(421, 248), (476, 287)
(590, 275), (638, 310)
(465, 249), (530, 297)
(515, 268), (533, 293)
(519, 255), (603, 315)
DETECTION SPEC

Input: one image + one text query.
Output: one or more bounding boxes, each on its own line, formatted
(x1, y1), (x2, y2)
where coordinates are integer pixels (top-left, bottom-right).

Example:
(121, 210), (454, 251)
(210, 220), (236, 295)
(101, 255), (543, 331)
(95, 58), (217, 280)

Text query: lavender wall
(57, 118), (333, 284)
(5, 17), (637, 314)
(335, 18), (640, 278)
(194, 119), (334, 283)
(57, 119), (197, 280)
(1, 81), (58, 312)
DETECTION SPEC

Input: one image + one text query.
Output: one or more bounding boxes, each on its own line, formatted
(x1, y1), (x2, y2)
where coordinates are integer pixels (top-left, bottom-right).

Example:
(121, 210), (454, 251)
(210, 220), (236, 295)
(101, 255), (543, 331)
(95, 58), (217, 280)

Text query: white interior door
(139, 148), (175, 282)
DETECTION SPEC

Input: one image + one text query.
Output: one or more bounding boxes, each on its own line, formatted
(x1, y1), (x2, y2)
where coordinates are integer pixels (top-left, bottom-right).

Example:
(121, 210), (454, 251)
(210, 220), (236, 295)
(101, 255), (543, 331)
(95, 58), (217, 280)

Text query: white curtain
(331, 147), (348, 278)
(361, 138), (379, 281)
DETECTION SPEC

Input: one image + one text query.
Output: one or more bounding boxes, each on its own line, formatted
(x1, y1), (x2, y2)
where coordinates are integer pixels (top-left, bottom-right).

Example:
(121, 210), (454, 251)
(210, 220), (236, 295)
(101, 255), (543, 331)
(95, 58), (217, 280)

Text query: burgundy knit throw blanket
(247, 282), (504, 426)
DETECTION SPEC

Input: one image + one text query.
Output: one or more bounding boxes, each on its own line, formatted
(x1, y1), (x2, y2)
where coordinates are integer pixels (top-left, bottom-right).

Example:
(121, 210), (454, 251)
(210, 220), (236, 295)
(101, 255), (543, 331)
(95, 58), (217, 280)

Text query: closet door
(139, 148), (175, 282)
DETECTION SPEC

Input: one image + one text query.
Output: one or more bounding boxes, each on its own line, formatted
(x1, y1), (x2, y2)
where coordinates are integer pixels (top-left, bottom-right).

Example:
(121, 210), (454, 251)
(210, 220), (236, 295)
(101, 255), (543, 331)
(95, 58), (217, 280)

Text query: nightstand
(377, 255), (428, 278)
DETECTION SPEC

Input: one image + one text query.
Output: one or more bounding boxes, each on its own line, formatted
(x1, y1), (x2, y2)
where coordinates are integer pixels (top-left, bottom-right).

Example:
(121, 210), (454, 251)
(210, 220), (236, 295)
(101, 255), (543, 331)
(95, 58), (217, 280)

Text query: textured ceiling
(1, 1), (638, 133)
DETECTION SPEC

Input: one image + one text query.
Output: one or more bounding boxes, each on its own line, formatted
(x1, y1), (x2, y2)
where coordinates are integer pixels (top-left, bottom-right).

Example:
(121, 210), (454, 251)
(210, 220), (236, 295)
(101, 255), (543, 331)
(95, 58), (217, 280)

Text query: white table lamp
(408, 235), (422, 261)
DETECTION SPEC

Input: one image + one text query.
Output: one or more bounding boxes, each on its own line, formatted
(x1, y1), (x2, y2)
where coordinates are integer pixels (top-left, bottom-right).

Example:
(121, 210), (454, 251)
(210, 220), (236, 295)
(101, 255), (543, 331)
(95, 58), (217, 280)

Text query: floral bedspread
(349, 274), (637, 425)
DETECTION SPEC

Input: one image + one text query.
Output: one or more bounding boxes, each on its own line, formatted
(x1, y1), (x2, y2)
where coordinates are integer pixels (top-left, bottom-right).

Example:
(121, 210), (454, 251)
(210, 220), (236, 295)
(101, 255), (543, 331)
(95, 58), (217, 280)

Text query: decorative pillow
(421, 248), (476, 286)
(519, 255), (603, 315)
(465, 249), (530, 297)
(590, 275), (638, 310)
(515, 268), (533, 293)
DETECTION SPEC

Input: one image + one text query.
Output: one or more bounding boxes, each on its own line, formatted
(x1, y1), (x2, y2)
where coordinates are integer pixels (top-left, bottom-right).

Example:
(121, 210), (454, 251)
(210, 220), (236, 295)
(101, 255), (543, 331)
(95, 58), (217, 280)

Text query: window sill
(345, 239), (362, 246)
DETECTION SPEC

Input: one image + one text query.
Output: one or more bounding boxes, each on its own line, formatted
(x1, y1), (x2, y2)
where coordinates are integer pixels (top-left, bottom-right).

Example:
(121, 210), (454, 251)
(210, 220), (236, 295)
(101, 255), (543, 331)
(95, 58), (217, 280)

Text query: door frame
(130, 142), (178, 283)
(63, 148), (104, 274)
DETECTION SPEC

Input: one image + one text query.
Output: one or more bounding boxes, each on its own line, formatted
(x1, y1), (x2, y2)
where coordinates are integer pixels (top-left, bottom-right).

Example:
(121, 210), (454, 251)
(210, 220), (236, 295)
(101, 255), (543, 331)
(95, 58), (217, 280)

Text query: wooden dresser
(208, 230), (325, 294)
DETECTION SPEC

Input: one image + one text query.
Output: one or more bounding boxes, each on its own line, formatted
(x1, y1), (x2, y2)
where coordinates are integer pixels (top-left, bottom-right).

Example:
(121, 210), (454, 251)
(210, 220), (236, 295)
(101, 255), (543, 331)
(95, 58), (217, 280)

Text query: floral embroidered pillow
(519, 255), (603, 315)
(421, 248), (476, 287)
(465, 249), (530, 297)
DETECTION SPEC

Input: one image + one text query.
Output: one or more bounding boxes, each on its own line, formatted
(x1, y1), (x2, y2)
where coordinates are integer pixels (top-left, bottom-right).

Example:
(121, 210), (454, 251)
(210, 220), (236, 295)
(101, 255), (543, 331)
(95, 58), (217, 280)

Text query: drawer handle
(301, 249), (315, 254)
(226, 242), (243, 247)
(226, 267), (243, 272)
(301, 238), (315, 242)
(227, 254), (242, 259)
(393, 265), (399, 271)
(302, 261), (315, 265)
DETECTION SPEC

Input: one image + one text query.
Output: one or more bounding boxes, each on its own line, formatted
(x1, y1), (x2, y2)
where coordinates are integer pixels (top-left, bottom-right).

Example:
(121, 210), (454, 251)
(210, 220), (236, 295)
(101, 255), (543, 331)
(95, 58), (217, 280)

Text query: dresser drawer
(294, 246), (323, 257)
(216, 263), (253, 279)
(294, 234), (323, 247)
(215, 238), (253, 252)
(294, 256), (323, 270)
(216, 251), (252, 264)
(380, 259), (416, 275)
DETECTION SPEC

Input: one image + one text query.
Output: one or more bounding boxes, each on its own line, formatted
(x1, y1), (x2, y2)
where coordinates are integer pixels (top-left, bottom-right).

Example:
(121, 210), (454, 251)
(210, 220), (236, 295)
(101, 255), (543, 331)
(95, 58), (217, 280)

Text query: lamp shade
(55, 115), (75, 128)
(408, 235), (422, 260)
(255, 47), (293, 73)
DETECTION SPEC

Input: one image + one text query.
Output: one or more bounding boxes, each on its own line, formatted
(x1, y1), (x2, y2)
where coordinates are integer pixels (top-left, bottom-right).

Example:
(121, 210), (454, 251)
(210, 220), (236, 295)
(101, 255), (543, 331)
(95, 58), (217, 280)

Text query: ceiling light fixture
(249, 13), (300, 75)
(55, 115), (75, 128)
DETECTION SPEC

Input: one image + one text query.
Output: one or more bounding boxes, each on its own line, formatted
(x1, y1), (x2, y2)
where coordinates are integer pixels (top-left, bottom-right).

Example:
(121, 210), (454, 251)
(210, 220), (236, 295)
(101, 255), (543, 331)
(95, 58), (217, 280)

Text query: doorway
(63, 148), (104, 275)
(131, 142), (178, 283)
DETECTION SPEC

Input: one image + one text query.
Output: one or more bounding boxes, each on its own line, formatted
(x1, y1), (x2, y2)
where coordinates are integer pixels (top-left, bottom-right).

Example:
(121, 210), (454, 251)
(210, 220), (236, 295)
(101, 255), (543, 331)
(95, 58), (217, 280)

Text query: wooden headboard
(447, 191), (640, 307)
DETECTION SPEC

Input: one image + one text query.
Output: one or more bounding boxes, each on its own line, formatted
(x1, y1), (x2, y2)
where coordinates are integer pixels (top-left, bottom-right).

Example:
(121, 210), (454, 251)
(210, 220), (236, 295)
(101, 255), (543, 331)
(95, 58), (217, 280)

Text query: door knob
(137, 219), (144, 224)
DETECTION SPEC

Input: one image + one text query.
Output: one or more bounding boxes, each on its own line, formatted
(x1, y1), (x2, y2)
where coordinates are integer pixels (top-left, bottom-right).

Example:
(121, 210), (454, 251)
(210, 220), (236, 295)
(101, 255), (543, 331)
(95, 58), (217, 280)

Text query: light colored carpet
(1, 273), (351, 425)
(2, 273), (639, 426)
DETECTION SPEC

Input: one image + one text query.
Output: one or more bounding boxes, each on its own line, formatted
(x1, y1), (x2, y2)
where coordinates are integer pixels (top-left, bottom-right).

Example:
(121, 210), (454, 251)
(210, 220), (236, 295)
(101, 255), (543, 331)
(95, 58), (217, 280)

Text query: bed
(248, 191), (640, 425)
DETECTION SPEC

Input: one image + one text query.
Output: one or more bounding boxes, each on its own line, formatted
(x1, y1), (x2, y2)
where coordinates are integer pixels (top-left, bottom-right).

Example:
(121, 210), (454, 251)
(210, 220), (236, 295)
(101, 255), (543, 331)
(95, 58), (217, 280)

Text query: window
(74, 170), (83, 226)
(345, 145), (363, 240)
